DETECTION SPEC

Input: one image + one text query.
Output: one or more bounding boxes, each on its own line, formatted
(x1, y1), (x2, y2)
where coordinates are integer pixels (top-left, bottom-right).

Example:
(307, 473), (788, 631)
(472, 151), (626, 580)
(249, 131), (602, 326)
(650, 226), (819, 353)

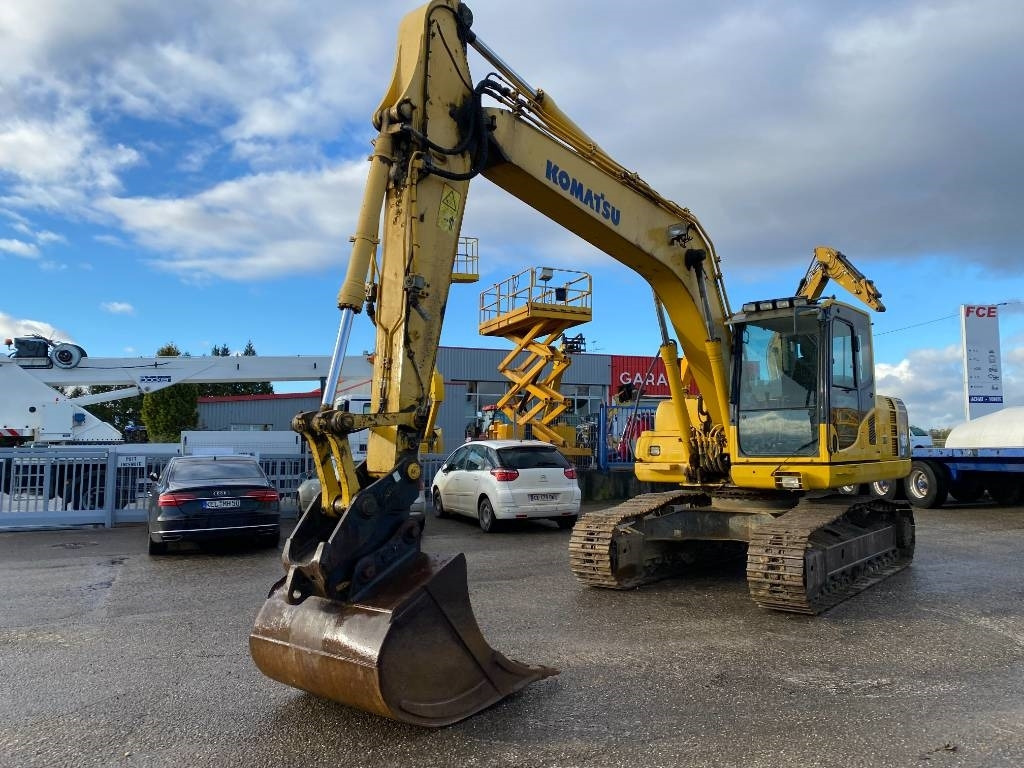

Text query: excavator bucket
(250, 551), (557, 727)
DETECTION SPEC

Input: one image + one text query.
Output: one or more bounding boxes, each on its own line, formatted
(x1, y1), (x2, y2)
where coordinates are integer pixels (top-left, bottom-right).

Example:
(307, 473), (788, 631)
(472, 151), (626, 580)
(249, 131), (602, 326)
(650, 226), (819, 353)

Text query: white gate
(0, 448), (314, 530)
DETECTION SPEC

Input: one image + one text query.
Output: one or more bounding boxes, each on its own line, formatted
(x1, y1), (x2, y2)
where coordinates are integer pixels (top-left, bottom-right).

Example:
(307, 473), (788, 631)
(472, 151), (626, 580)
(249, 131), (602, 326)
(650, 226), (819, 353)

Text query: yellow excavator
(250, 0), (914, 727)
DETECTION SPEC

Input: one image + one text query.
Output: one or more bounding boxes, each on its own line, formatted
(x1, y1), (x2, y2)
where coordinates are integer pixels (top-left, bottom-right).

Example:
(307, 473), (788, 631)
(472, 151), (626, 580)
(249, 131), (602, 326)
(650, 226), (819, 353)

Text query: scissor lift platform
(478, 267), (591, 337)
(478, 268), (592, 456)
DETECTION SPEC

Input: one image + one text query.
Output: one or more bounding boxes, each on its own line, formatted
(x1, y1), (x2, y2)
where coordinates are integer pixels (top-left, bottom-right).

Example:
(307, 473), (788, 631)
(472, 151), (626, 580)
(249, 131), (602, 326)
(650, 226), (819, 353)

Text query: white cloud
(95, 162), (364, 280)
(0, 0), (1021, 296)
(100, 301), (134, 314)
(0, 311), (74, 344)
(876, 346), (965, 428)
(876, 342), (1023, 429)
(0, 238), (39, 257)
(0, 111), (141, 211)
(36, 229), (66, 244)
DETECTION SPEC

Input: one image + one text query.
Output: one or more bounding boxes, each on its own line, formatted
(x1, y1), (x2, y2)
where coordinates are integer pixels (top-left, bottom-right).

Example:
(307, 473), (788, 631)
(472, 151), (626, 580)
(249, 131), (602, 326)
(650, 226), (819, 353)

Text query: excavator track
(747, 497), (915, 614)
(568, 491), (700, 588)
(570, 492), (914, 615)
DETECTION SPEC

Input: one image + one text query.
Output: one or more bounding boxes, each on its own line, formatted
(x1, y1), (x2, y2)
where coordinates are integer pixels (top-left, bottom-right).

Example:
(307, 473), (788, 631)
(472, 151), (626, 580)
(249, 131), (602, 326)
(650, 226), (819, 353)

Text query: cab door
(828, 308), (874, 453)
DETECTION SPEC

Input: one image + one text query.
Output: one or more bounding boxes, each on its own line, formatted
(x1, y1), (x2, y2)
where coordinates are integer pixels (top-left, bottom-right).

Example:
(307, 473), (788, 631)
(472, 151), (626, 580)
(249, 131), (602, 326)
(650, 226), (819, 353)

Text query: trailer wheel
(948, 477), (984, 503)
(903, 461), (948, 509)
(986, 477), (1023, 506)
(868, 479), (905, 501)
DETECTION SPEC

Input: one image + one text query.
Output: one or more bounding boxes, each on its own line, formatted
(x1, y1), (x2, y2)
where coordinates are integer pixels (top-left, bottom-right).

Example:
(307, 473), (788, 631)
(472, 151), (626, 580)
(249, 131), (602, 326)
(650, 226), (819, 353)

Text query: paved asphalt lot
(1, 500), (1022, 768)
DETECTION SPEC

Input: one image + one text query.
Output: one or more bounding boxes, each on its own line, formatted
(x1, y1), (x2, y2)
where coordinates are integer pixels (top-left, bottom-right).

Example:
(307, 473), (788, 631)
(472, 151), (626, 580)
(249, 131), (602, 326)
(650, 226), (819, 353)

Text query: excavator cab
(731, 296), (908, 487)
(733, 298), (824, 457)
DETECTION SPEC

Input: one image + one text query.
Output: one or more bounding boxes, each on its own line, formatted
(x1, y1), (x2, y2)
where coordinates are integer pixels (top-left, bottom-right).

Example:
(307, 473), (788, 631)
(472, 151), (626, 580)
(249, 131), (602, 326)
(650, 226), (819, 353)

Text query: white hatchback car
(431, 440), (582, 532)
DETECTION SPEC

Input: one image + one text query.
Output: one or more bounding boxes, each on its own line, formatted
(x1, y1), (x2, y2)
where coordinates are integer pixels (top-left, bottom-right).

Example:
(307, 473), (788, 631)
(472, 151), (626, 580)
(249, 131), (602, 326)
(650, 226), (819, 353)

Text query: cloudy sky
(1, 0), (1021, 429)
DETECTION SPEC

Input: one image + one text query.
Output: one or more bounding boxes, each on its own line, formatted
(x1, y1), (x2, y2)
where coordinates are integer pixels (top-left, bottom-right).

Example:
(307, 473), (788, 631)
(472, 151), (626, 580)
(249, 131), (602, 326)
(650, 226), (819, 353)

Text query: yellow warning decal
(437, 184), (461, 232)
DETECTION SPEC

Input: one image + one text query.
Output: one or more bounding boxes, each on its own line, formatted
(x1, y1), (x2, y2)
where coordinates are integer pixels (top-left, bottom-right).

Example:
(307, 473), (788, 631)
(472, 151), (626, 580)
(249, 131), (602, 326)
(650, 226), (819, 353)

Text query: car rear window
(496, 446), (570, 470)
(170, 461), (266, 482)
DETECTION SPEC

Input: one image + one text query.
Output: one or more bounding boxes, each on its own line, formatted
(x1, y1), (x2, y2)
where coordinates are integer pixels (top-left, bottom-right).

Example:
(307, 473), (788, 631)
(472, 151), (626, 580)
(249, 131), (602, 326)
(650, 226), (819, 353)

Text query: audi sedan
(431, 440), (581, 532)
(146, 455), (280, 555)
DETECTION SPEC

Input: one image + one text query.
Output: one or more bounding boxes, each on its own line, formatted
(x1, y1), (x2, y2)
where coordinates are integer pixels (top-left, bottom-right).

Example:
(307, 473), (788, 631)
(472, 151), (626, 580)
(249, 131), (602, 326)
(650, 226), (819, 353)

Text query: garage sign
(610, 355), (671, 398)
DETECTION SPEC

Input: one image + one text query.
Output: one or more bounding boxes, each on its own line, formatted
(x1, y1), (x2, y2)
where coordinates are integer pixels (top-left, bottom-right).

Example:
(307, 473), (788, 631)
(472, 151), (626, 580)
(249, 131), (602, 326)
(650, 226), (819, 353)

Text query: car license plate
(203, 499), (241, 509)
(529, 493), (557, 501)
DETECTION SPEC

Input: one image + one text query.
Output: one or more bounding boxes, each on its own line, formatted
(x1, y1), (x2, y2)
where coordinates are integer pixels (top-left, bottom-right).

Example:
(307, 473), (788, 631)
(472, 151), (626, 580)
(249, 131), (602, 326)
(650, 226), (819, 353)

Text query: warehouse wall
(195, 346), (618, 451)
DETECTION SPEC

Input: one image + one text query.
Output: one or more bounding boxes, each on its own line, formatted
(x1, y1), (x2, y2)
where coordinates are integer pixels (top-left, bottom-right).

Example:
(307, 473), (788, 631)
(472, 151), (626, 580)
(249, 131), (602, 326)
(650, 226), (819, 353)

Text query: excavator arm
(796, 245), (885, 312)
(262, 0), (740, 605)
(250, 2), (559, 727)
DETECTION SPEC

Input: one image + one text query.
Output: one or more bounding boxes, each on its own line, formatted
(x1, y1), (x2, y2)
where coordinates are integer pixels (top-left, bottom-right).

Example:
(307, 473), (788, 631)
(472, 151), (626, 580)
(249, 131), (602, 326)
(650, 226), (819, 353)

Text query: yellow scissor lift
(478, 267), (592, 457)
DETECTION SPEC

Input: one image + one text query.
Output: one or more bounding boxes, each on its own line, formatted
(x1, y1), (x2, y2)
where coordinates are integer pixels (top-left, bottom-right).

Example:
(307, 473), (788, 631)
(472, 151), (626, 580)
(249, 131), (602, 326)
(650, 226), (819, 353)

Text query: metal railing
(1, 414), (657, 530)
(0, 447), (314, 530)
(479, 266), (592, 325)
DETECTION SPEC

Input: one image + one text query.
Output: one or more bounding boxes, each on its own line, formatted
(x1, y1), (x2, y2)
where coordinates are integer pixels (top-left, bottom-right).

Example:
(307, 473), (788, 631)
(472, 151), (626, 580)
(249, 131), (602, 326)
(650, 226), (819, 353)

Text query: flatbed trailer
(902, 446), (1024, 508)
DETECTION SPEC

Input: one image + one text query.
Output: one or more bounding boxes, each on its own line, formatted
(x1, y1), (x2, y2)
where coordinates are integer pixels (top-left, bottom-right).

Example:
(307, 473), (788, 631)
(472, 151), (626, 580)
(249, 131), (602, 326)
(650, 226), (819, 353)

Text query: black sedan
(146, 455), (280, 555)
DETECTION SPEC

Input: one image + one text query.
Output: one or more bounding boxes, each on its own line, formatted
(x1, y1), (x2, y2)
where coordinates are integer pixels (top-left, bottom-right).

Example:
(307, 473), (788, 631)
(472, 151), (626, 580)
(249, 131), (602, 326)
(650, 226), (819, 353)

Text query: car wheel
(261, 531), (282, 549)
(554, 515), (578, 530)
(432, 489), (449, 519)
(478, 497), (498, 533)
(148, 537), (168, 556)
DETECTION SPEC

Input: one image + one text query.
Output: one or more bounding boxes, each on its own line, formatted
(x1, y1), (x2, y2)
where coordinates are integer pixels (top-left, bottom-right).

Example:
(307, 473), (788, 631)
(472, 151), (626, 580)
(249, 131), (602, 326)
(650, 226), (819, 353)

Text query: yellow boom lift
(250, 0), (914, 727)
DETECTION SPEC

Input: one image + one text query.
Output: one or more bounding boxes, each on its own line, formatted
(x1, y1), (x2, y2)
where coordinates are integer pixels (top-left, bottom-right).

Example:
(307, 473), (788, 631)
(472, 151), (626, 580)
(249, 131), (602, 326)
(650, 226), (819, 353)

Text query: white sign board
(116, 455), (146, 469)
(960, 304), (1003, 420)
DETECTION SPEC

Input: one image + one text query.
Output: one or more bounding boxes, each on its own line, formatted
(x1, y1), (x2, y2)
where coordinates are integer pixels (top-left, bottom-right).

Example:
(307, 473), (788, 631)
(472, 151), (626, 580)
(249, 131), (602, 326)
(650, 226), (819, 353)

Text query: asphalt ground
(1, 500), (1022, 768)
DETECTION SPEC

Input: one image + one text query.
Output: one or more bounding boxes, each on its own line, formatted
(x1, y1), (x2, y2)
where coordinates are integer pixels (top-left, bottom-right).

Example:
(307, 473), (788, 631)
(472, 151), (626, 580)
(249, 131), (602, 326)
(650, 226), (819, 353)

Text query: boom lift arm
(251, 0), (914, 727)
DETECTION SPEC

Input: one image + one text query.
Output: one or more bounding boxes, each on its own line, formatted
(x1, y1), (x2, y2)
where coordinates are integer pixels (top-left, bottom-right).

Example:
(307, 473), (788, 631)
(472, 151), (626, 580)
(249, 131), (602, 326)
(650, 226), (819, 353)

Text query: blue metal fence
(596, 404), (657, 471)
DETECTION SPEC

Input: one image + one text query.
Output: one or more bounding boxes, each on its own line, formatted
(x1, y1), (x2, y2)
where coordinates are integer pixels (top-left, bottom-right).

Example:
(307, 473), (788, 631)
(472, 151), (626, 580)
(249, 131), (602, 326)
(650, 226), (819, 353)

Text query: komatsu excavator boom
(250, 0), (915, 727)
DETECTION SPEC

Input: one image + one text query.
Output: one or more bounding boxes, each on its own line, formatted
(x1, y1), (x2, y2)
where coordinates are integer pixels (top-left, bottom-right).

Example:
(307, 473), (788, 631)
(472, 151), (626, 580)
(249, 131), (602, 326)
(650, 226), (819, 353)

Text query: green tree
(196, 339), (274, 398)
(58, 385), (147, 441)
(240, 340), (274, 395)
(198, 343), (236, 398)
(140, 342), (198, 443)
(84, 386), (146, 438)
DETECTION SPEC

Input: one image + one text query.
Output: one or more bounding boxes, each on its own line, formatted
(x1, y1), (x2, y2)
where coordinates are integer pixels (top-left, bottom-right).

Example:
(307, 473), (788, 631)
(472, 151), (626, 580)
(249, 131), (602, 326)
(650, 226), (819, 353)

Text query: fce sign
(963, 305), (998, 318)
(960, 304), (1003, 420)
